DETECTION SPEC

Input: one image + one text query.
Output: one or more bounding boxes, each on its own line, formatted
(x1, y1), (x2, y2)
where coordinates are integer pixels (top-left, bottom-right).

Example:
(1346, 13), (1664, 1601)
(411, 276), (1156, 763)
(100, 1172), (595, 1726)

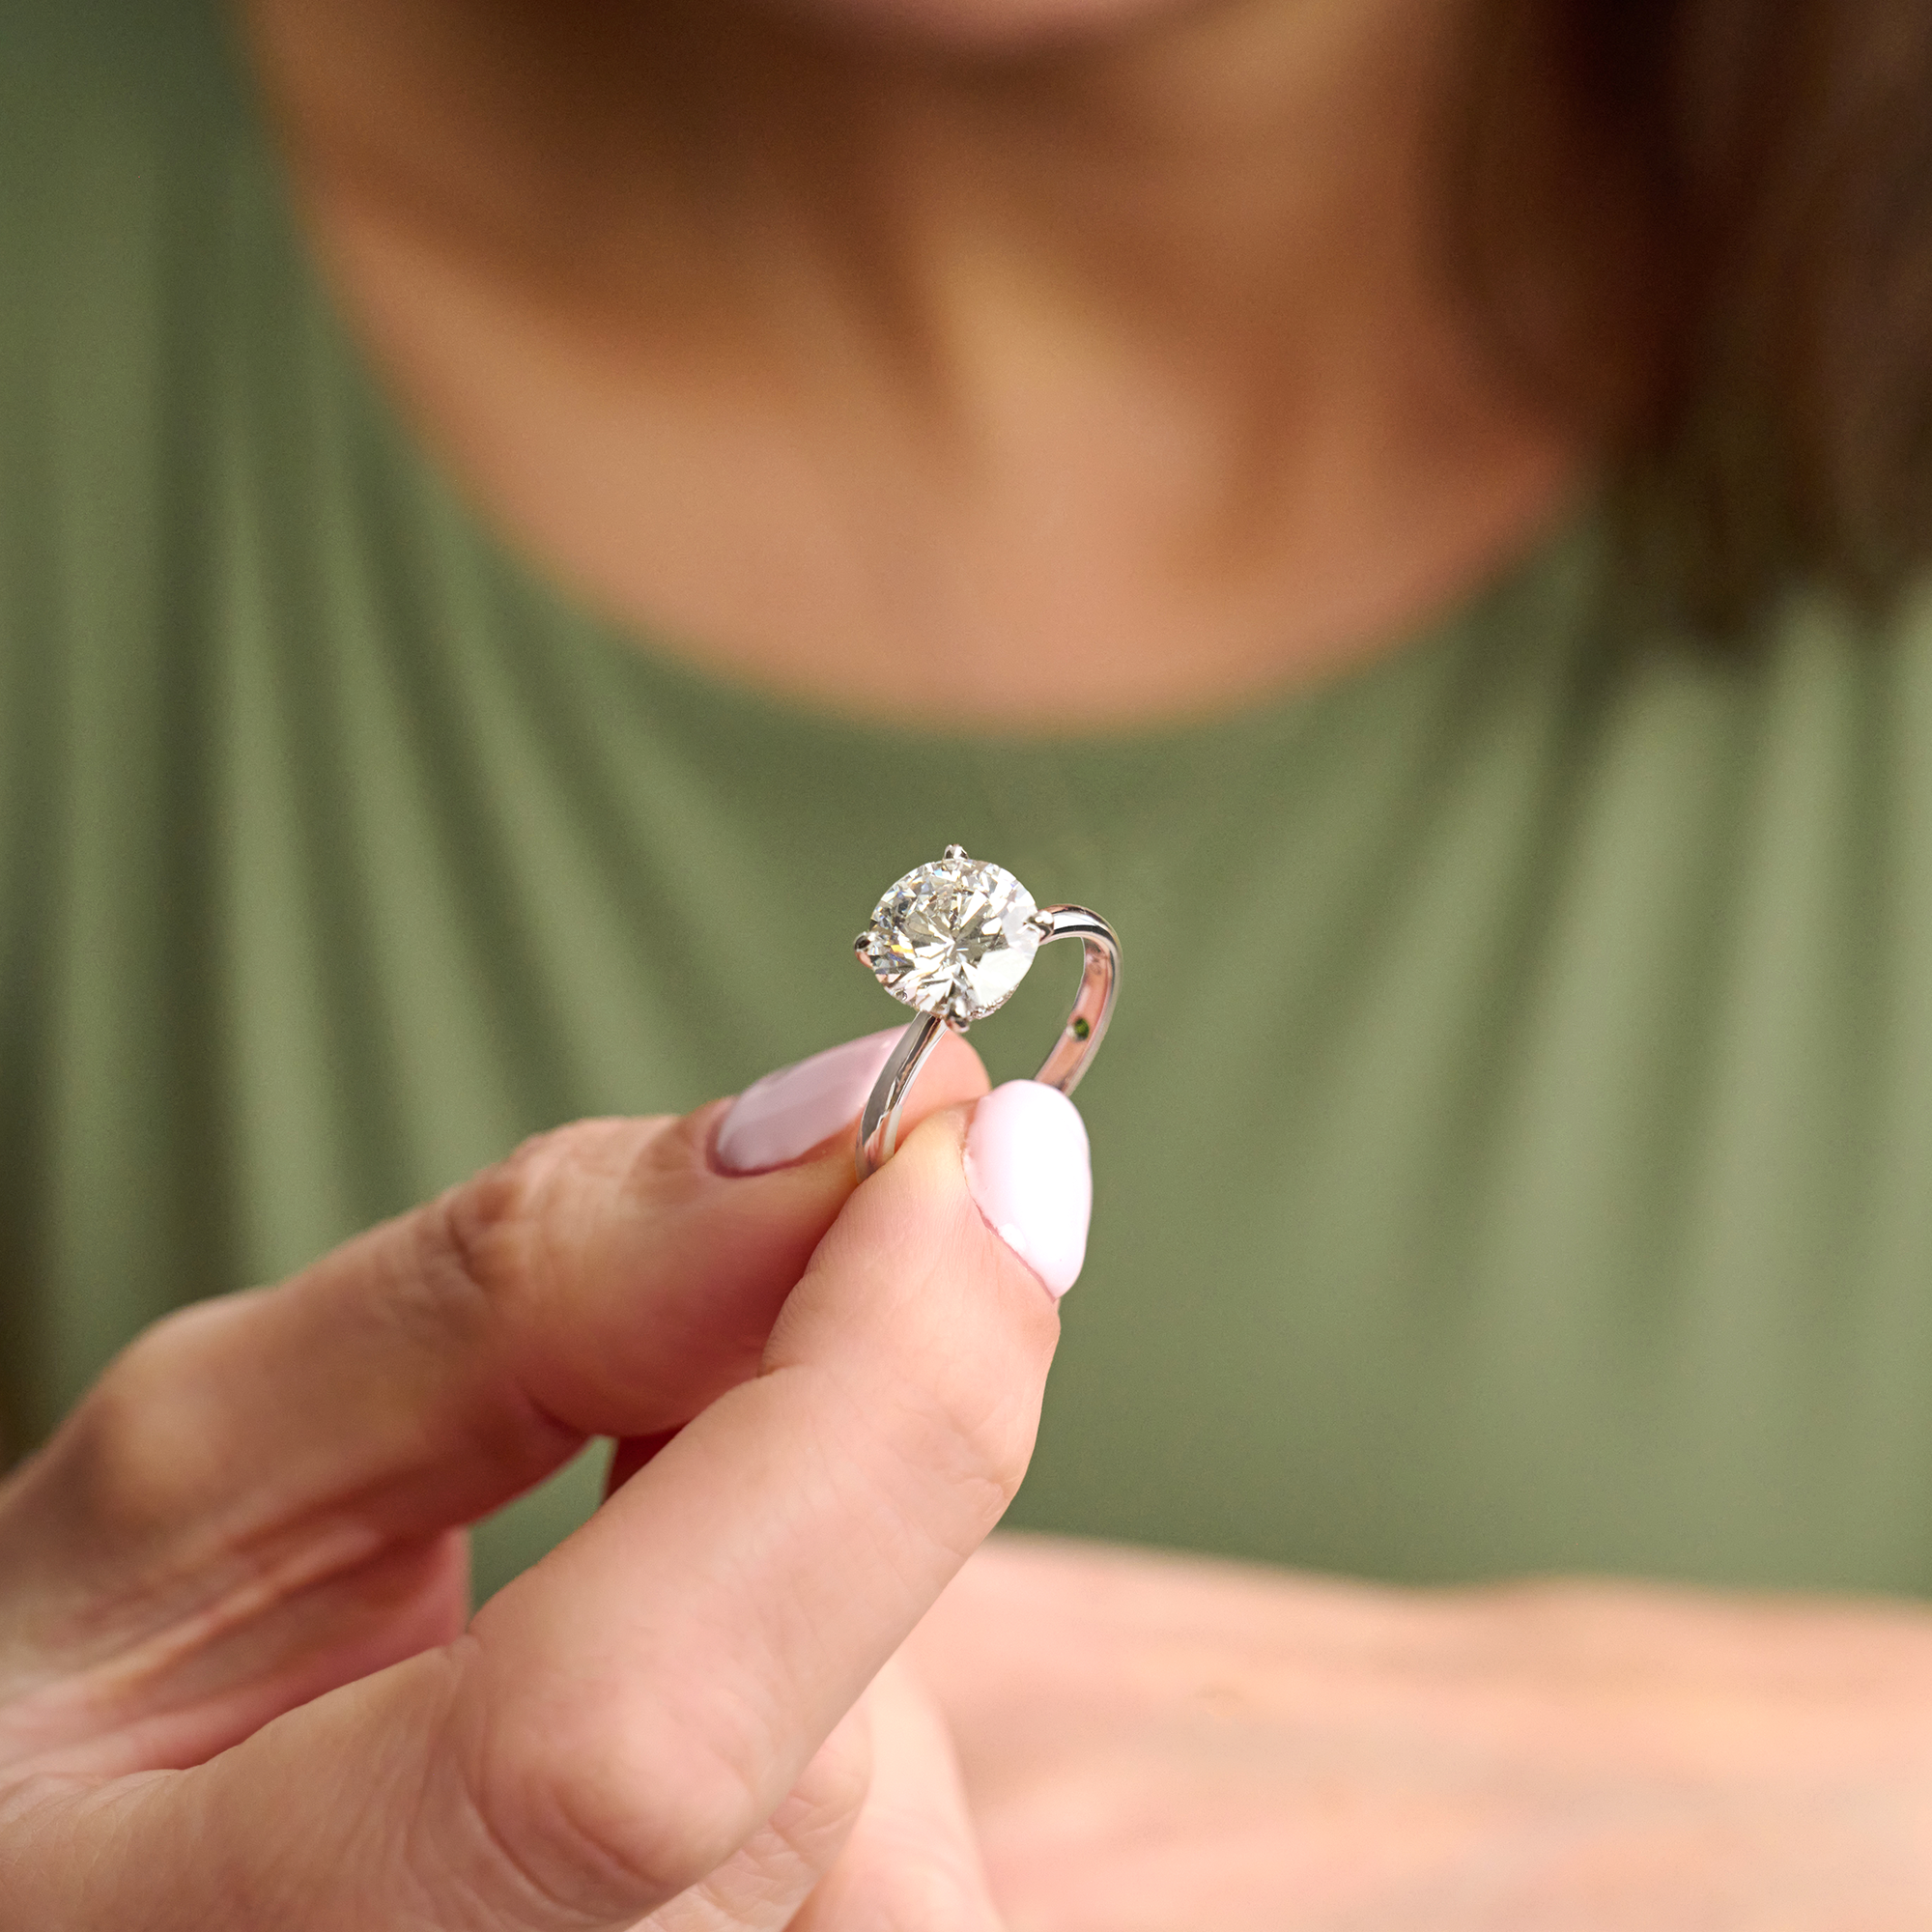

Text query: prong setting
(850, 868), (1122, 1180)
(858, 847), (1040, 1021)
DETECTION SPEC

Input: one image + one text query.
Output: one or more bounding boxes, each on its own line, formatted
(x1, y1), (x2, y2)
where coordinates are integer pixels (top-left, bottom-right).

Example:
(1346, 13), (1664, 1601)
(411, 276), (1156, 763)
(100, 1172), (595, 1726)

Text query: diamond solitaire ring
(852, 845), (1121, 1178)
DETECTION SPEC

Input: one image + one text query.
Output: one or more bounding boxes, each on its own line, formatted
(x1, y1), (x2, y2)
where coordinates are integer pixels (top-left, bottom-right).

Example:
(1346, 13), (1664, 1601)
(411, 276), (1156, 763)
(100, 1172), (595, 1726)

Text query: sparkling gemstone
(866, 854), (1040, 1020)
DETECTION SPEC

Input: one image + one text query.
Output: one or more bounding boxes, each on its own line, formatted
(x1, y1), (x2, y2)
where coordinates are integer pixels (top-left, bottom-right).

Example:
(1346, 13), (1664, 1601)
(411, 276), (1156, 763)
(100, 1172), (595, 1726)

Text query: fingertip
(711, 1028), (990, 1179)
(714, 1031), (905, 1176)
(963, 1082), (1091, 1298)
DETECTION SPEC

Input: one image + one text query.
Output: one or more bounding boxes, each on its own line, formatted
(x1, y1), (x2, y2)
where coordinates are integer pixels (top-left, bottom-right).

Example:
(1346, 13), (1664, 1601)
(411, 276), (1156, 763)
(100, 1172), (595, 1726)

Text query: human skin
(910, 1539), (1932, 1930)
(0, 1037), (1056, 1927)
(150, 0), (1932, 1922)
(242, 0), (1581, 731)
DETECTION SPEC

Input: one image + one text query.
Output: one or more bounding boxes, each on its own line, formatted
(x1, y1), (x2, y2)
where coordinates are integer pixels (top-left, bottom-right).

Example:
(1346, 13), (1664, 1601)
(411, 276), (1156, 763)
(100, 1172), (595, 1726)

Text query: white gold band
(856, 904), (1121, 1179)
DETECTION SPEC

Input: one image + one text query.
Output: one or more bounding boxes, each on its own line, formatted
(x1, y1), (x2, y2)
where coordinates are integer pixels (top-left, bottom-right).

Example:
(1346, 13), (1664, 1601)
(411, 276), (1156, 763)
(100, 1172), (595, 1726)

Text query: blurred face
(751, 0), (1207, 54)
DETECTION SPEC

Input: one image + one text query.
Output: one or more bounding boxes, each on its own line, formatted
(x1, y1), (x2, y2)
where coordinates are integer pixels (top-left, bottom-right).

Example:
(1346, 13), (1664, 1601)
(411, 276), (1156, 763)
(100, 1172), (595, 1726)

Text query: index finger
(0, 1030), (987, 1776)
(18, 1029), (989, 1599)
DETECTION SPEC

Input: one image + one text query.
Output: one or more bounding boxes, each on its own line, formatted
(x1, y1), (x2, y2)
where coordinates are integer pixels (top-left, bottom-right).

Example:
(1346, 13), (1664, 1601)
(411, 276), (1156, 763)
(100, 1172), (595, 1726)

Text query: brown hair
(1460, 0), (1932, 625)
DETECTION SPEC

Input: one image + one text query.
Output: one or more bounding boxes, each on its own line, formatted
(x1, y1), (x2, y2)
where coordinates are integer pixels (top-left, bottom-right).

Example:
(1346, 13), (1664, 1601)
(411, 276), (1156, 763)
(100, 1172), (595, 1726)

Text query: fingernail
(715, 1028), (906, 1175)
(964, 1080), (1092, 1298)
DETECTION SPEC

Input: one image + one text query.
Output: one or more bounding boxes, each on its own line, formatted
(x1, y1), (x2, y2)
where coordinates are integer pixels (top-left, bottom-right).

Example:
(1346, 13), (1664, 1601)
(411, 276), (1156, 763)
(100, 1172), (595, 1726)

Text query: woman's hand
(912, 1537), (1932, 1931)
(0, 1032), (1068, 1928)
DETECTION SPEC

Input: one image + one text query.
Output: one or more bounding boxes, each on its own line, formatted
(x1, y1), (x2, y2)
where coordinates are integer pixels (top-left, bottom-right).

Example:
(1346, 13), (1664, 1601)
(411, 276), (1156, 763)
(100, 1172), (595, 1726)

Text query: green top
(9, 0), (1932, 1605)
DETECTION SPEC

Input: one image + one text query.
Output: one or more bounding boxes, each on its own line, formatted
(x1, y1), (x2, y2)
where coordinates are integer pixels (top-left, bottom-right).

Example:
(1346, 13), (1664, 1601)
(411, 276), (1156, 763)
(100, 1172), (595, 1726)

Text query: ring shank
(856, 904), (1120, 1179)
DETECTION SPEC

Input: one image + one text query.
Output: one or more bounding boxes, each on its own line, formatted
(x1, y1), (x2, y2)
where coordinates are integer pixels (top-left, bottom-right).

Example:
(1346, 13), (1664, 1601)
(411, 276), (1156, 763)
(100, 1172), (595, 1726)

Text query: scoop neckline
(212, 0), (1603, 765)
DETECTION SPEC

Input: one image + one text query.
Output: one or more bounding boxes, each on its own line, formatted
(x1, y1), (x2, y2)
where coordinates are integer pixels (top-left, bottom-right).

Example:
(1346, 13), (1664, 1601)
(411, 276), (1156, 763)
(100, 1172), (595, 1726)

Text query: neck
(246, 0), (1584, 731)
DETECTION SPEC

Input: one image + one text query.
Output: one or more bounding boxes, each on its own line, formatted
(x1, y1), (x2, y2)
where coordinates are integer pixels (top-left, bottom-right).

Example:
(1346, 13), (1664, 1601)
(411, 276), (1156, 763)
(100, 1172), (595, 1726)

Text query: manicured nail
(715, 1029), (906, 1175)
(963, 1080), (1092, 1298)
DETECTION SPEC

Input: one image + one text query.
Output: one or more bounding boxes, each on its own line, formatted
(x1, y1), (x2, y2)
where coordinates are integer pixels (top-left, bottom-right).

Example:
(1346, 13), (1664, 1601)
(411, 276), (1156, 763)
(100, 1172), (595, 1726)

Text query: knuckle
(421, 1127), (575, 1313)
(463, 1678), (777, 1918)
(419, 1115), (682, 1321)
(53, 1297), (257, 1544)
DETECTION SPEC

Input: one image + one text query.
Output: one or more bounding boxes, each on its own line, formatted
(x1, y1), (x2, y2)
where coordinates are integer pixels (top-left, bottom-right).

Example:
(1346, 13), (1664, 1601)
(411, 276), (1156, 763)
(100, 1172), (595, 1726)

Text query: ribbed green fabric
(9, 0), (1932, 1605)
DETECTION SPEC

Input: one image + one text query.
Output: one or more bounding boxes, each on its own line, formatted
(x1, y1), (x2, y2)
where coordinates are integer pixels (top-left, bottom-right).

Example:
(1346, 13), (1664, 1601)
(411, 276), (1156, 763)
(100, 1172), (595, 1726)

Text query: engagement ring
(852, 845), (1121, 1178)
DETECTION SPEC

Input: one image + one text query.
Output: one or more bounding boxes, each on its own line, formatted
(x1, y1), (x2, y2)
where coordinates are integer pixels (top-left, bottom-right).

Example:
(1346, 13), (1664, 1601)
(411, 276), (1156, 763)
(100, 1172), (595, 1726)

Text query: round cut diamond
(866, 854), (1040, 1020)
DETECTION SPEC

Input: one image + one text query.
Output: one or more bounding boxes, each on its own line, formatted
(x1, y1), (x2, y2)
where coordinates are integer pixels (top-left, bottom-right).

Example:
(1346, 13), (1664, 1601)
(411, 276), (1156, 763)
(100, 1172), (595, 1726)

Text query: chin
(753, 0), (1194, 56)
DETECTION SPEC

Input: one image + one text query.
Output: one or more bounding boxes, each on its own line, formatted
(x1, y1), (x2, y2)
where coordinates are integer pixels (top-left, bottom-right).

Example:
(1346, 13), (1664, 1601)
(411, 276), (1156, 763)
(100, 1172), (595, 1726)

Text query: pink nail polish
(715, 1029), (907, 1175)
(963, 1081), (1092, 1298)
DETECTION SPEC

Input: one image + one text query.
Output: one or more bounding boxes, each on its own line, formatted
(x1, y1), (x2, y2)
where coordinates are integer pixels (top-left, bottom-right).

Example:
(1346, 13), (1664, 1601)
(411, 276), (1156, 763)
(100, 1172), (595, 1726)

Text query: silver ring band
(857, 904), (1121, 1179)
